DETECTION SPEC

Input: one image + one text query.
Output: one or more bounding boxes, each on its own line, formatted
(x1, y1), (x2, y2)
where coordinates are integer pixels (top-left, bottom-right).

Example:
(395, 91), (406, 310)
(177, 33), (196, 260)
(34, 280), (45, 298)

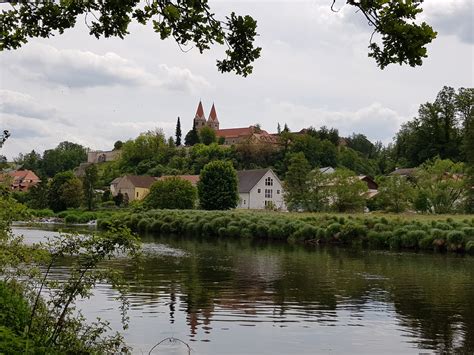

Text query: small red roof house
(2, 170), (41, 192)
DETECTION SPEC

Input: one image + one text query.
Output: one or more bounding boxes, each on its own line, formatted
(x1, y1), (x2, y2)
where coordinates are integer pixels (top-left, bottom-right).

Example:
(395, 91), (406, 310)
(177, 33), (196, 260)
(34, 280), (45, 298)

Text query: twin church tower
(193, 101), (220, 131)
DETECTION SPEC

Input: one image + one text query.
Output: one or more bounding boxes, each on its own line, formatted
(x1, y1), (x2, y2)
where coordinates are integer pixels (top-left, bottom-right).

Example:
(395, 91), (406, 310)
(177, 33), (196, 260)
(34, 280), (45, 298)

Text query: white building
(237, 169), (286, 210)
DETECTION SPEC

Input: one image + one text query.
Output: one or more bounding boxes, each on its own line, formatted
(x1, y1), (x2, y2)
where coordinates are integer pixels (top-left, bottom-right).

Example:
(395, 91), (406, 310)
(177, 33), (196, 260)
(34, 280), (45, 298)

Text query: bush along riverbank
(98, 210), (474, 255)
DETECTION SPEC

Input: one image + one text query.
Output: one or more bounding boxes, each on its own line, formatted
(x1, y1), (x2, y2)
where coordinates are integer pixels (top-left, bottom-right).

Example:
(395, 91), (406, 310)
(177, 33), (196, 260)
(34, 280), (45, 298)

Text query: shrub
(291, 225), (318, 242)
(419, 236), (435, 250)
(64, 214), (79, 224)
(326, 223), (341, 240)
(339, 223), (367, 244)
(447, 231), (465, 251)
(466, 241), (474, 255)
(137, 218), (149, 232)
(389, 235), (402, 250)
(402, 230), (427, 249)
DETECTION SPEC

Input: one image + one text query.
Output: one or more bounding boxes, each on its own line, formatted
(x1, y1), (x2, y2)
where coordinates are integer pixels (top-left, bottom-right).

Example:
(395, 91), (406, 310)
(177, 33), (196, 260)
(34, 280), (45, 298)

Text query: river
(12, 225), (474, 354)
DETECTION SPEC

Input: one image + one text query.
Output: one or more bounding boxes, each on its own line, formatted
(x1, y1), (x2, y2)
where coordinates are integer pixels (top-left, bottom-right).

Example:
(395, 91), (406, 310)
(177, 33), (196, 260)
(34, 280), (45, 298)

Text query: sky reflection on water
(12, 226), (474, 354)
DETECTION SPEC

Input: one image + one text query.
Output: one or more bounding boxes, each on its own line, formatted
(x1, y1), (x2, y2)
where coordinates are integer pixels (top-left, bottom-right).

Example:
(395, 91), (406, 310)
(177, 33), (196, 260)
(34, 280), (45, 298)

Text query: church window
(258, 188), (261, 193)
(265, 189), (272, 198)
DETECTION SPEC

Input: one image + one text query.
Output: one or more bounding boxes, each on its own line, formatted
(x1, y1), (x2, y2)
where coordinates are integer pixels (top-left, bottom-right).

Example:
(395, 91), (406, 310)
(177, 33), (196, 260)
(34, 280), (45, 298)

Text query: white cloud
(423, 0), (473, 44)
(0, 90), (57, 120)
(262, 100), (409, 144)
(3, 43), (210, 92)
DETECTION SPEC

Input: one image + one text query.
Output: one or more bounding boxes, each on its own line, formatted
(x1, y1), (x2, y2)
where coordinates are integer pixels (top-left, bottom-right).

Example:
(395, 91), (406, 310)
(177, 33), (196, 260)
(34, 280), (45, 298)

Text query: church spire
(194, 100), (207, 129)
(195, 100), (205, 120)
(207, 103), (219, 130)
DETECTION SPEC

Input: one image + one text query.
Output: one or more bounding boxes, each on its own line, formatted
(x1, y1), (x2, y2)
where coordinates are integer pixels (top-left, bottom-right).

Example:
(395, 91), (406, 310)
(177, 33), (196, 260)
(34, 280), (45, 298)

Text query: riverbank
(98, 210), (474, 254)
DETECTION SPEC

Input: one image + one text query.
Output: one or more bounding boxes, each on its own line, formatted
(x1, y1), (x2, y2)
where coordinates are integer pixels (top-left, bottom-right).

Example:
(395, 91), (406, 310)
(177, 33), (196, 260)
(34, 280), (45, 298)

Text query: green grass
(98, 209), (474, 255)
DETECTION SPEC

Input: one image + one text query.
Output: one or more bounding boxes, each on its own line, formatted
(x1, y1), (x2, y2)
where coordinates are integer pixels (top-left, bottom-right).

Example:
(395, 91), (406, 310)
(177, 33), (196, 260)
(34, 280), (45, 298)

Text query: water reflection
(12, 227), (474, 354)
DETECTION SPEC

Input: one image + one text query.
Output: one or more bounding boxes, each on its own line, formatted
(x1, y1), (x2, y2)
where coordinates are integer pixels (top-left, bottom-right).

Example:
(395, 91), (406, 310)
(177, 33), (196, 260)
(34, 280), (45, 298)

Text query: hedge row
(98, 210), (474, 254)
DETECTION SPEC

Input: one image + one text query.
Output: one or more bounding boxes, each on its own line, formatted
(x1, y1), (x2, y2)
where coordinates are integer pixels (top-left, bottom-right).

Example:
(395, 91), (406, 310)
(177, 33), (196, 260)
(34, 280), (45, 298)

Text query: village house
(110, 175), (157, 202)
(157, 168), (287, 210)
(0, 170), (41, 192)
(237, 169), (286, 210)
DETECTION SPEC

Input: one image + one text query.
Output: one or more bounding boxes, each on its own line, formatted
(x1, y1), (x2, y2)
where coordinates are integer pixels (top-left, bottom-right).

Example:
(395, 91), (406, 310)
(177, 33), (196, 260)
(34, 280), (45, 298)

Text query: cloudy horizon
(1, 0), (473, 160)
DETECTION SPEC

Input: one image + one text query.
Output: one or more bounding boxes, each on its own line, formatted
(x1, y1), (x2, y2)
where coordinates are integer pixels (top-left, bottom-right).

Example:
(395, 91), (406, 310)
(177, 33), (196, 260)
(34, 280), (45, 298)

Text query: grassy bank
(98, 210), (474, 254)
(28, 208), (124, 224)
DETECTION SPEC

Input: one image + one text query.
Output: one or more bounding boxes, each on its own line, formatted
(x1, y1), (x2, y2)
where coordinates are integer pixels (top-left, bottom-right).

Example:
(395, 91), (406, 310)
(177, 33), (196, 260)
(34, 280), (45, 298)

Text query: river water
(12, 225), (474, 354)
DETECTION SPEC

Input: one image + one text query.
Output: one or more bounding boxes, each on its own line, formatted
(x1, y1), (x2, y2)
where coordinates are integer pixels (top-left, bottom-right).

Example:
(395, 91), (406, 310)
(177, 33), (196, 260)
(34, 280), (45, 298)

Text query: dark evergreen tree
(184, 123), (200, 146)
(175, 117), (182, 146)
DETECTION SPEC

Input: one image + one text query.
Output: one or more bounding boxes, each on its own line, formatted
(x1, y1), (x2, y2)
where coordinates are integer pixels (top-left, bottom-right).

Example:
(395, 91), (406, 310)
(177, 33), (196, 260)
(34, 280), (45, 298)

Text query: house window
(277, 189), (280, 194)
(258, 188), (261, 193)
(136, 192), (139, 198)
(265, 177), (273, 186)
(243, 199), (246, 205)
(264, 200), (273, 207)
(265, 189), (273, 198)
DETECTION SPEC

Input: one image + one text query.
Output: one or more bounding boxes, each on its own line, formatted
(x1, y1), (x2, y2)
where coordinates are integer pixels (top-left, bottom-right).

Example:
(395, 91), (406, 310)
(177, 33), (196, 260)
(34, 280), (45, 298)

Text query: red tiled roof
(4, 170), (40, 191)
(195, 101), (205, 119)
(208, 103), (218, 121)
(216, 127), (253, 138)
(124, 175), (158, 188)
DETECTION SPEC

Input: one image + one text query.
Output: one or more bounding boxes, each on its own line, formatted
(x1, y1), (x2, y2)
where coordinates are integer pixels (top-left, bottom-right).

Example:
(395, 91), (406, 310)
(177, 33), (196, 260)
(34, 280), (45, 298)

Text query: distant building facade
(110, 175), (157, 202)
(191, 101), (277, 145)
(155, 168), (286, 210)
(0, 170), (41, 192)
(87, 150), (121, 164)
(237, 169), (286, 210)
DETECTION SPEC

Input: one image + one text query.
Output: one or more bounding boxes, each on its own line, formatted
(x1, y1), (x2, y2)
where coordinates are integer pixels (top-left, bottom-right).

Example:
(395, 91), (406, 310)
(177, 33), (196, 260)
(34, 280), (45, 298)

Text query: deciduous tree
(145, 177), (197, 209)
(198, 160), (238, 210)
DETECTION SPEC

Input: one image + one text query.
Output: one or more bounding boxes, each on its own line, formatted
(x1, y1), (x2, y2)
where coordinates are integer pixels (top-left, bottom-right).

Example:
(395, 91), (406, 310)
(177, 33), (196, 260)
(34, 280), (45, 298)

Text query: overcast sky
(1, 0), (473, 159)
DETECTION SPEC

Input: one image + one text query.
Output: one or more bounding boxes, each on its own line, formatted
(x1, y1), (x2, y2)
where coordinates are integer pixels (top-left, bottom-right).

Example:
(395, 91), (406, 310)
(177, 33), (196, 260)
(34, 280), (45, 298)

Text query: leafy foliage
(199, 126), (217, 145)
(145, 177), (197, 209)
(346, 0), (437, 68)
(198, 160), (238, 210)
(48, 171), (83, 212)
(1, 0), (261, 76)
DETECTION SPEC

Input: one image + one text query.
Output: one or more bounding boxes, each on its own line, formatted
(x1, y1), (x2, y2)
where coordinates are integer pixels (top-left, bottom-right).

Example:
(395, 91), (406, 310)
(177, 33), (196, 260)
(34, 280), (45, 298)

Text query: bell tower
(207, 103), (219, 130)
(193, 101), (207, 129)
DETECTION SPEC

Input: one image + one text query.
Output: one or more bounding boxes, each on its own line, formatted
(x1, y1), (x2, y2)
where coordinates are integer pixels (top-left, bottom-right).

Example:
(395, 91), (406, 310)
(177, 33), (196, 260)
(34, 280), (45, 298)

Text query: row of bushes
(98, 210), (474, 254)
(28, 208), (119, 224)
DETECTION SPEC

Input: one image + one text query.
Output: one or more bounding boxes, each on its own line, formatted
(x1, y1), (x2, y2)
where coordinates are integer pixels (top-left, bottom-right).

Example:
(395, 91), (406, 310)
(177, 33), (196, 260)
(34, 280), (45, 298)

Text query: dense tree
(415, 158), (466, 214)
(26, 180), (49, 209)
(15, 150), (42, 173)
(83, 164), (98, 210)
(145, 177), (197, 209)
(329, 169), (368, 212)
(184, 124), (200, 147)
(175, 117), (182, 146)
(48, 171), (83, 212)
(306, 126), (340, 146)
(113, 140), (123, 150)
(346, 134), (376, 158)
(188, 143), (231, 174)
(284, 153), (311, 211)
(198, 160), (238, 210)
(41, 141), (87, 177)
(199, 126), (217, 145)
(393, 87), (469, 167)
(376, 175), (413, 213)
(119, 129), (166, 172)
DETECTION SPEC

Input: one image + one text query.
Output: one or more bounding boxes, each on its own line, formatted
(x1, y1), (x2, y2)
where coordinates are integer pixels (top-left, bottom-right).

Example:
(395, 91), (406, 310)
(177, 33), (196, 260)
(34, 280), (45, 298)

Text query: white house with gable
(237, 169), (286, 210)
